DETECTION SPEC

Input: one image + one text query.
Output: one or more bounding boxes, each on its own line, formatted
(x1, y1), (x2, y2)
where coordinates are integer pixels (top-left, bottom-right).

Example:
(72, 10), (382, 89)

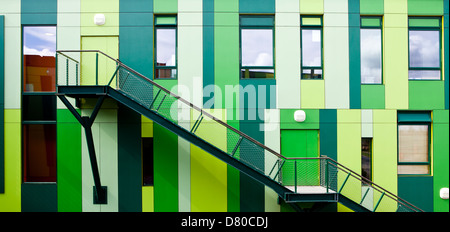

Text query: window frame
(300, 15), (323, 80)
(360, 16), (383, 85)
(408, 16), (442, 81)
(239, 15), (275, 79)
(21, 25), (58, 183)
(397, 111), (432, 176)
(154, 15), (178, 80)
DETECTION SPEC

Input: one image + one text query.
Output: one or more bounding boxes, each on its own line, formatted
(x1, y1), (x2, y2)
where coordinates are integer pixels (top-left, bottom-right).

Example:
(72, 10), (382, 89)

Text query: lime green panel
(155, 16), (177, 25)
(0, 110), (21, 212)
(409, 18), (441, 27)
(433, 110), (449, 212)
(361, 17), (382, 27)
(301, 16), (322, 26)
(57, 109), (82, 212)
(190, 109), (227, 212)
(154, 0), (178, 13)
(300, 0), (324, 14)
(360, 0), (384, 15)
(361, 85), (385, 109)
(408, 0), (444, 15)
(301, 80), (325, 109)
(142, 116), (153, 138)
(373, 110), (398, 212)
(80, 0), (119, 36)
(280, 109), (320, 130)
(142, 187), (154, 212)
(337, 110), (361, 210)
(409, 81), (444, 110)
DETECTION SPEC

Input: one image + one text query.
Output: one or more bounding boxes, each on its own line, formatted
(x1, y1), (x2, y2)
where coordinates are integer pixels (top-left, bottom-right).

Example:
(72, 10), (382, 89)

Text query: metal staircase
(56, 50), (423, 212)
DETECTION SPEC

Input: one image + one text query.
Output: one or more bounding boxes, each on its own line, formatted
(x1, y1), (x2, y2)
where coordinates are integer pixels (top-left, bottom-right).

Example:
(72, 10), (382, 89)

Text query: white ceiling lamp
(94, 14), (106, 26)
(294, 110), (306, 122)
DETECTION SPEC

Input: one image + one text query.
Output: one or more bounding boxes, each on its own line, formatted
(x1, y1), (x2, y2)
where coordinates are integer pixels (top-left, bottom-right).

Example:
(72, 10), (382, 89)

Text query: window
(155, 16), (177, 79)
(301, 16), (323, 79)
(361, 138), (372, 185)
(240, 15), (274, 79)
(408, 17), (442, 80)
(360, 17), (382, 84)
(22, 26), (57, 183)
(397, 112), (431, 175)
(142, 138), (154, 186)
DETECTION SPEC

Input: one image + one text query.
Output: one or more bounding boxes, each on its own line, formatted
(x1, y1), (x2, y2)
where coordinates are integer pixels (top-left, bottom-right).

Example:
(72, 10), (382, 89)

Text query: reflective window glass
(302, 29), (322, 67)
(22, 95), (56, 121)
(361, 29), (382, 84)
(409, 30), (440, 68)
(241, 29), (273, 67)
(156, 28), (176, 67)
(23, 26), (56, 92)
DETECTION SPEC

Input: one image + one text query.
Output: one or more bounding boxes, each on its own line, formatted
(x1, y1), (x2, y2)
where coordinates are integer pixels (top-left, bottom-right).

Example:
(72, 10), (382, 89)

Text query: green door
(280, 129), (319, 186)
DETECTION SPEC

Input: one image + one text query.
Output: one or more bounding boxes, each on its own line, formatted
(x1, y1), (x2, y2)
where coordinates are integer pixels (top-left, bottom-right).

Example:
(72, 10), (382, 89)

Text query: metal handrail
(56, 50), (424, 212)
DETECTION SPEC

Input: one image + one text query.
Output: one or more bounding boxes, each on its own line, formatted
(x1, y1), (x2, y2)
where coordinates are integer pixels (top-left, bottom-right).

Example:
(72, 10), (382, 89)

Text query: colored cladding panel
(81, 0), (119, 36)
(264, 109), (280, 212)
(203, 0), (215, 108)
(361, 85), (385, 109)
(360, 0), (384, 15)
(142, 186), (154, 212)
(240, 0), (275, 13)
(372, 109), (398, 212)
(398, 176), (433, 212)
(384, 10), (409, 109)
(445, 1), (449, 110)
(349, 0), (361, 109)
(433, 110), (449, 212)
(324, 6), (350, 109)
(300, 0), (324, 14)
(0, 15), (4, 194)
(301, 80), (325, 109)
(154, 0), (178, 13)
(142, 116), (154, 137)
(21, 183), (57, 212)
(408, 0), (444, 15)
(337, 110), (361, 208)
(319, 109), (337, 161)
(57, 109), (82, 212)
(409, 81), (445, 110)
(0, 110), (21, 212)
(153, 123), (178, 212)
(214, 12), (239, 110)
(21, 0), (57, 25)
(276, 9), (301, 109)
(118, 106), (142, 212)
(280, 109), (319, 130)
(81, 37), (119, 86)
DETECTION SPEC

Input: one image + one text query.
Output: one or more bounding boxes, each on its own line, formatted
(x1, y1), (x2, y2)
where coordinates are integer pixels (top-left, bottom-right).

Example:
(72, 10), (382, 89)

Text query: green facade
(0, 0), (448, 213)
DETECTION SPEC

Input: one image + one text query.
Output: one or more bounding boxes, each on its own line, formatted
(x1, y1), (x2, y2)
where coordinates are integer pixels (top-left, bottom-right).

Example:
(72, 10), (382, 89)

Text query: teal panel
(21, 0), (57, 25)
(349, 0), (361, 109)
(239, 0), (275, 13)
(398, 176), (434, 212)
(203, 0), (215, 108)
(118, 105), (142, 212)
(397, 111), (431, 122)
(0, 15), (4, 194)
(21, 183), (57, 212)
(319, 109), (337, 161)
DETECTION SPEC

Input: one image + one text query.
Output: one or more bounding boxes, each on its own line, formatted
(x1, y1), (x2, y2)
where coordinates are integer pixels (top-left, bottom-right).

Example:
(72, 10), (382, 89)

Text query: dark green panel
(203, 0), (215, 108)
(57, 109), (82, 212)
(445, 0), (449, 109)
(118, 105), (142, 212)
(239, 0), (275, 13)
(397, 111), (431, 122)
(0, 15), (4, 194)
(319, 109), (337, 161)
(21, 0), (57, 25)
(349, 0), (361, 109)
(398, 176), (434, 212)
(433, 110), (449, 212)
(153, 124), (178, 212)
(21, 183), (57, 212)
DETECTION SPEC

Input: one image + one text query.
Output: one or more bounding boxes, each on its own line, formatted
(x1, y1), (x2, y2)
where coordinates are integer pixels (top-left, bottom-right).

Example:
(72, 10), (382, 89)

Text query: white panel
(361, 109), (373, 138)
(264, 109), (280, 212)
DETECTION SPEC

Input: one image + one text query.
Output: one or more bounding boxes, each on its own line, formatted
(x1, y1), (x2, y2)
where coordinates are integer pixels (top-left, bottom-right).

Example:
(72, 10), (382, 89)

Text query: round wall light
(294, 110), (306, 122)
(94, 14), (106, 26)
(440, 188), (449, 200)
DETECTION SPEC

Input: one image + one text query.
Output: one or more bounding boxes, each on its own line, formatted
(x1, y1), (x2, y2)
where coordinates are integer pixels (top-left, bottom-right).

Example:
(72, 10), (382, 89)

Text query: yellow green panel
(373, 110), (398, 212)
(80, 37), (119, 86)
(300, 0), (324, 14)
(80, 0), (119, 36)
(142, 116), (153, 138)
(190, 109), (227, 212)
(142, 186), (154, 212)
(0, 110), (21, 212)
(337, 110), (361, 210)
(301, 80), (325, 109)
